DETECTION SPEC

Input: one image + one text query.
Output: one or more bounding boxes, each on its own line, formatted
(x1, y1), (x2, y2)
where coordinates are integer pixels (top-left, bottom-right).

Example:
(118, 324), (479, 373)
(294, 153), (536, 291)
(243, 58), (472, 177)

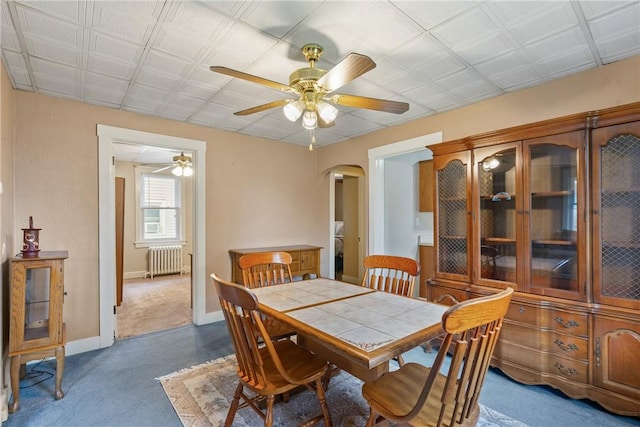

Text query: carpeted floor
(117, 274), (192, 339)
(158, 354), (530, 427)
(3, 323), (640, 427)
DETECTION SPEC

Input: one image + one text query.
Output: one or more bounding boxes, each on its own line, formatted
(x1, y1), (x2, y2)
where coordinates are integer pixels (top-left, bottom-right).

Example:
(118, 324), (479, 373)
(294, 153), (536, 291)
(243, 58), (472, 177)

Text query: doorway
(113, 154), (194, 339)
(97, 125), (207, 349)
(368, 132), (443, 255)
(329, 166), (365, 283)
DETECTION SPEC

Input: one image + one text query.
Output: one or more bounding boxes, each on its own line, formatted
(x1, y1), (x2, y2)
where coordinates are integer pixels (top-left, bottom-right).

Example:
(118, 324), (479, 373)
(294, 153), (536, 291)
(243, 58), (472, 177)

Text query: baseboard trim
(341, 274), (359, 284)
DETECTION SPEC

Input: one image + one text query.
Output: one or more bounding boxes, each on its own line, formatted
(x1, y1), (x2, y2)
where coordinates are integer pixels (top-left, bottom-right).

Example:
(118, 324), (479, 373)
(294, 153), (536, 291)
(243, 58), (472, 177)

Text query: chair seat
(362, 362), (479, 427)
(253, 340), (328, 394)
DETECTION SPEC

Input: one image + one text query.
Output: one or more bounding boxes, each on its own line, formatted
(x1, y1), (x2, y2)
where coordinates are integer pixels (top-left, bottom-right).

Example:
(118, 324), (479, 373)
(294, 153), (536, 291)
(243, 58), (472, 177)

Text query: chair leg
(265, 394), (276, 427)
(365, 408), (379, 427)
(225, 382), (243, 427)
(314, 378), (333, 427)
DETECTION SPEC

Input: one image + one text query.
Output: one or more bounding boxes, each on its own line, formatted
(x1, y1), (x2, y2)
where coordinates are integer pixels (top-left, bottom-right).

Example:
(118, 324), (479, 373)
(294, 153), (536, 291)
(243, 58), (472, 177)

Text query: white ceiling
(2, 1), (639, 154)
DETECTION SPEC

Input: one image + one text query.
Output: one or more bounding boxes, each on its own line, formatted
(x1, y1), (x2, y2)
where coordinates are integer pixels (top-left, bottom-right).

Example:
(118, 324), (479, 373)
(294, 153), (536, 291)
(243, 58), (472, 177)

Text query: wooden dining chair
(361, 254), (420, 298)
(361, 254), (420, 365)
(361, 287), (514, 427)
(238, 251), (296, 340)
(211, 274), (333, 427)
(239, 251), (294, 288)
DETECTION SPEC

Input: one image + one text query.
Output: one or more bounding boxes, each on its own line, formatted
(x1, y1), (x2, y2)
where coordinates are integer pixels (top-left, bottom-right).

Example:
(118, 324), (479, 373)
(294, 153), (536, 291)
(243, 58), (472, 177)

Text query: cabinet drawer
(501, 322), (588, 360)
(494, 341), (588, 383)
(507, 303), (588, 336)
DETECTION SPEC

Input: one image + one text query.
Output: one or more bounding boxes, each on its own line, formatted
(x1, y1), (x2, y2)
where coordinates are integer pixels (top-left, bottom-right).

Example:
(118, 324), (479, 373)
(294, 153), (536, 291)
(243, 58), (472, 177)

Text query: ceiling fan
(210, 43), (409, 143)
(152, 152), (193, 177)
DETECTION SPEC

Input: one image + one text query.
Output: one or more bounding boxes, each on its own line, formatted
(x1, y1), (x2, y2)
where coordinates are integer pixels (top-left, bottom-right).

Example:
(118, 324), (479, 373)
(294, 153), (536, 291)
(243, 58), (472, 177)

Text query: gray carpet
(4, 322), (640, 427)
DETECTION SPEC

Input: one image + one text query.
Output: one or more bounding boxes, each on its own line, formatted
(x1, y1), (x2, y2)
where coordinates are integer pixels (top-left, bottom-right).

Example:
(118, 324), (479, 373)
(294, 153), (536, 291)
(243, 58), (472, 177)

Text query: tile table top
(251, 278), (374, 312)
(287, 291), (447, 352)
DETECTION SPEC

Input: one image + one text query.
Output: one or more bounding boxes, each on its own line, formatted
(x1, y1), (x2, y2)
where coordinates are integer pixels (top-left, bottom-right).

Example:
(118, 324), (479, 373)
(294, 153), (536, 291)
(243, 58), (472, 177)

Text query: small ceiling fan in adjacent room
(210, 43), (409, 150)
(152, 152), (193, 177)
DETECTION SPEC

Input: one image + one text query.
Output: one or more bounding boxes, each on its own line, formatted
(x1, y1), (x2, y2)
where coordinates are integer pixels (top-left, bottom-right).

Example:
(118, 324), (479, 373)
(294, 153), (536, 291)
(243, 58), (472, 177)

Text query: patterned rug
(158, 354), (529, 427)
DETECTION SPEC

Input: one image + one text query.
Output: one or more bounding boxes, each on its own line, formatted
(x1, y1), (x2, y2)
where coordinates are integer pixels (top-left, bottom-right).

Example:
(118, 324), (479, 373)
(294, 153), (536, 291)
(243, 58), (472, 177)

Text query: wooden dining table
(252, 278), (448, 382)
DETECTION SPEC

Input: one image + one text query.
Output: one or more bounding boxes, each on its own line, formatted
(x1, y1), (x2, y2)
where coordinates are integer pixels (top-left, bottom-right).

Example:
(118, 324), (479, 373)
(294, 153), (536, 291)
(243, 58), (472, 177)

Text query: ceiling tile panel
(238, 0), (321, 38)
(143, 49), (193, 78)
(89, 31), (143, 65)
(153, 28), (209, 62)
(431, 7), (499, 50)
(579, 1), (636, 19)
(393, 1), (478, 30)
(24, 36), (81, 67)
(15, 0), (84, 23)
(593, 32), (640, 63)
(87, 54), (136, 80)
(1, 1), (637, 150)
(489, 2), (577, 44)
(90, 2), (159, 44)
(165, 1), (231, 40)
(17, 6), (82, 47)
(391, 35), (466, 81)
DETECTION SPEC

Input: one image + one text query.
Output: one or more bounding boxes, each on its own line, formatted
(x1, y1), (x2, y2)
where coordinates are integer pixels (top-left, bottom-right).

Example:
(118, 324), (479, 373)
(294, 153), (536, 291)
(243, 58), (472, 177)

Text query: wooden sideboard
(229, 245), (322, 284)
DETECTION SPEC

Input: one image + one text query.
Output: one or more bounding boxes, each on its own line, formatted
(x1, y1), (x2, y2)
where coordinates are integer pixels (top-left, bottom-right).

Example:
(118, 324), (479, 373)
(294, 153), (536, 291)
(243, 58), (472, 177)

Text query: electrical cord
(20, 358), (54, 389)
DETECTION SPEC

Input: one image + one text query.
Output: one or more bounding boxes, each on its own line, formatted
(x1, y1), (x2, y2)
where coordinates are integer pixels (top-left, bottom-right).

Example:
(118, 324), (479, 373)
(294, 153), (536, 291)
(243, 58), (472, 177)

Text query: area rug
(158, 354), (529, 427)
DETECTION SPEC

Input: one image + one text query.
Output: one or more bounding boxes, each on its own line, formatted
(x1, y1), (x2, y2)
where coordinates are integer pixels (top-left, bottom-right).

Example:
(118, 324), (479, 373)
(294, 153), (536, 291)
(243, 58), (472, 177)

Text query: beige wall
(2, 54), (639, 349)
(12, 92), (325, 341)
(1, 59), (16, 409)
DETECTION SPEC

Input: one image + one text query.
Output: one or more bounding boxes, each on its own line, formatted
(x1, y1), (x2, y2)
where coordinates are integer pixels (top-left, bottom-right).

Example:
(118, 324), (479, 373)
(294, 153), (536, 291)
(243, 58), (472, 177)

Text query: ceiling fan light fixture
(283, 99), (304, 122)
(302, 110), (317, 130)
(316, 101), (338, 124)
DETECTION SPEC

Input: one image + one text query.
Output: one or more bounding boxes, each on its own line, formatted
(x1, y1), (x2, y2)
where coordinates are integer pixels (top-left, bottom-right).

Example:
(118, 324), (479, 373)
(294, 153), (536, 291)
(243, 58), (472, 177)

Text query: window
(137, 172), (183, 245)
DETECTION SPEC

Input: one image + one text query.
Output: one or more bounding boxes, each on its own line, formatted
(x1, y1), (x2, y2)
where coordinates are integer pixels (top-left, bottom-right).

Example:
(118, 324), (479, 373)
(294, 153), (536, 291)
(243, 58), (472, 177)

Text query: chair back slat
(362, 255), (420, 297)
(239, 251), (293, 288)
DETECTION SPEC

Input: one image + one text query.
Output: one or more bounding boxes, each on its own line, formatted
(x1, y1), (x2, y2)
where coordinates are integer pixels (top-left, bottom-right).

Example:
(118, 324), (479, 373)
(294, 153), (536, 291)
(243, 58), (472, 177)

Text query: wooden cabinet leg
(9, 356), (21, 413)
(55, 346), (65, 400)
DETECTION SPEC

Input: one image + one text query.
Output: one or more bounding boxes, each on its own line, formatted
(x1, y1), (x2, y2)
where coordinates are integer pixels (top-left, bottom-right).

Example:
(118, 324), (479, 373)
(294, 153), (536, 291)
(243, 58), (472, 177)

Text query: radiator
(148, 245), (183, 278)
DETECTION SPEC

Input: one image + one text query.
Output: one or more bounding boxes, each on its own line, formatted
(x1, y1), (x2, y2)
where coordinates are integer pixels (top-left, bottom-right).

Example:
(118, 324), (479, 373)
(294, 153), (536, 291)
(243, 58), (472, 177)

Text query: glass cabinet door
(435, 151), (472, 282)
(523, 131), (585, 299)
(592, 121), (640, 310)
(24, 266), (52, 341)
(473, 143), (521, 287)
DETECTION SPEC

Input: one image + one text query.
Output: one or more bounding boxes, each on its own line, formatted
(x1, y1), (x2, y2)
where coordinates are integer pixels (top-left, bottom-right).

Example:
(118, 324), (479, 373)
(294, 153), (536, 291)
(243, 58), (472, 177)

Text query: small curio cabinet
(8, 250), (68, 413)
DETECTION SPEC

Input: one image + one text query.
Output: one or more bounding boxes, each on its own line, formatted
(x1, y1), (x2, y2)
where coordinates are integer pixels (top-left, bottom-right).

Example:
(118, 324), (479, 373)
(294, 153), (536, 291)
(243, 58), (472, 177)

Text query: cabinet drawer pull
(554, 339), (578, 352)
(518, 306), (525, 314)
(554, 316), (579, 329)
(554, 362), (578, 377)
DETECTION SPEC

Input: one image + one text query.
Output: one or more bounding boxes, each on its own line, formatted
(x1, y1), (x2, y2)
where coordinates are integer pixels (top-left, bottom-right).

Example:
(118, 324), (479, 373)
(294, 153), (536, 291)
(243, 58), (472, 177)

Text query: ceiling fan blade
(317, 53), (376, 93)
(210, 66), (291, 92)
(330, 94), (409, 114)
(234, 99), (291, 116)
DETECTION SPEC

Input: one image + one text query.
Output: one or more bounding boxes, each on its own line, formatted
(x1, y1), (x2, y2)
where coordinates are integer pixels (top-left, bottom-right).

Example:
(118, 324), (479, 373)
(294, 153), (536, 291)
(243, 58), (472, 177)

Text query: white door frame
(368, 132), (443, 254)
(97, 125), (206, 349)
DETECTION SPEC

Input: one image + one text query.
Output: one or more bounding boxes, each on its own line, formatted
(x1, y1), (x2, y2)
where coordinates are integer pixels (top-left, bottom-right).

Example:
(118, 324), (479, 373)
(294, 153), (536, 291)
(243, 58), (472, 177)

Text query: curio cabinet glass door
(522, 131), (586, 300)
(434, 151), (472, 282)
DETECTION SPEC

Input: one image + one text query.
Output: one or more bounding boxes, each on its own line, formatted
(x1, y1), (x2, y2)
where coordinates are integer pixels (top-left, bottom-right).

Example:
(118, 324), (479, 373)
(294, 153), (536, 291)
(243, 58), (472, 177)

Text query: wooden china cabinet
(428, 102), (640, 416)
